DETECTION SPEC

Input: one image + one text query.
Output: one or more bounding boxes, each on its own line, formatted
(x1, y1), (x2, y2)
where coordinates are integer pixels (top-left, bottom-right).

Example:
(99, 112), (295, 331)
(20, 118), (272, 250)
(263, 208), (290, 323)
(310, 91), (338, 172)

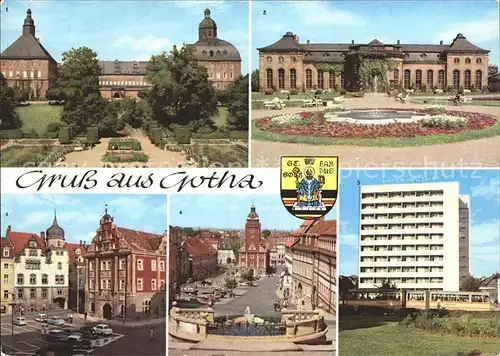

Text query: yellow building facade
(1, 238), (15, 314)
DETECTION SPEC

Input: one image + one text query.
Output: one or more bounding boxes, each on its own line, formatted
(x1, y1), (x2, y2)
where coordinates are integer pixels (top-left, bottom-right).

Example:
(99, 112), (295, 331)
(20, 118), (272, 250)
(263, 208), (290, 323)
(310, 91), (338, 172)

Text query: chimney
(79, 240), (82, 246)
(307, 40), (310, 44)
(352, 40), (354, 44)
(7, 225), (11, 234)
(440, 40), (443, 46)
(40, 231), (45, 240)
(397, 40), (400, 45)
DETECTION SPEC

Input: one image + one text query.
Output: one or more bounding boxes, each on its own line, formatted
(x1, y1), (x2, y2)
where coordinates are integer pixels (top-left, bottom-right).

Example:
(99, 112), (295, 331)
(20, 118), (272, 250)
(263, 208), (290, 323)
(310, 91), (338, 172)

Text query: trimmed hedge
(173, 126), (192, 144)
(192, 130), (248, 140)
(1, 130), (23, 139)
(87, 126), (100, 145)
(58, 126), (71, 144)
(107, 138), (141, 151)
(102, 152), (149, 163)
(150, 127), (163, 145)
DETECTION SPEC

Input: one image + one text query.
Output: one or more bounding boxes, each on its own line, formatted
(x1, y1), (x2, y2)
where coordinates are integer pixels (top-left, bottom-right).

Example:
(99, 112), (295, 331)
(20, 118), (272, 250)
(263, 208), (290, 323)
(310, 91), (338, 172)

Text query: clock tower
(238, 204), (268, 274)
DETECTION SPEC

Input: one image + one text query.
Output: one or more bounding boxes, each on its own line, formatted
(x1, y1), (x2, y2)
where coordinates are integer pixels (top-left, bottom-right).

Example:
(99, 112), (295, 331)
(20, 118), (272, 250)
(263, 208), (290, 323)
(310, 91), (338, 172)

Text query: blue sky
(252, 1), (499, 69)
(1, 1), (249, 73)
(1, 194), (167, 244)
(170, 194), (338, 231)
(339, 169), (500, 278)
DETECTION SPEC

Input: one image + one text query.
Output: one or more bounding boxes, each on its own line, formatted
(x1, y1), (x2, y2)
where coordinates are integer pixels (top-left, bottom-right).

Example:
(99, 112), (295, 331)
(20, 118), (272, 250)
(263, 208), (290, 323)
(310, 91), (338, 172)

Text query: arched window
(393, 69), (399, 87)
(453, 70), (460, 89)
(465, 58), (471, 64)
(415, 70), (422, 90)
(427, 70), (433, 89)
(30, 274), (36, 285)
(464, 70), (471, 89)
(454, 58), (460, 64)
(318, 71), (324, 89)
(278, 56), (284, 63)
(17, 274), (24, 285)
(438, 70), (445, 89)
(289, 69), (296, 89)
(329, 70), (336, 89)
(476, 58), (482, 64)
(266, 56), (272, 63)
(216, 50), (221, 56)
(404, 69), (411, 89)
(305, 69), (312, 89)
(475, 70), (482, 89)
(266, 69), (273, 89)
(278, 68), (285, 89)
(42, 274), (48, 284)
(209, 50), (214, 58)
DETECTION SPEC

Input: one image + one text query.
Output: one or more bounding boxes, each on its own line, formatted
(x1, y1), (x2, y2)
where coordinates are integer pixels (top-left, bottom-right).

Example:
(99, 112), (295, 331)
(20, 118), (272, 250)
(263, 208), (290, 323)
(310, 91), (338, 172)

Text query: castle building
(0, 9), (58, 99)
(358, 182), (470, 292)
(84, 210), (167, 319)
(258, 32), (489, 93)
(238, 204), (268, 274)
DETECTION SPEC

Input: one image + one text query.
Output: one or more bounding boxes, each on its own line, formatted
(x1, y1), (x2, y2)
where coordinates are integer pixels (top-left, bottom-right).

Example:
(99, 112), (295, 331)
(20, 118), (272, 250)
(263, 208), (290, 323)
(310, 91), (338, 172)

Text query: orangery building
(258, 32), (489, 93)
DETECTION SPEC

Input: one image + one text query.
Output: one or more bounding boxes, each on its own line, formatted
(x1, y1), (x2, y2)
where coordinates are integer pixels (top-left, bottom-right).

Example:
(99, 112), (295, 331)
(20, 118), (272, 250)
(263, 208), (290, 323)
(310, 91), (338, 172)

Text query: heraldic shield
(280, 156), (339, 220)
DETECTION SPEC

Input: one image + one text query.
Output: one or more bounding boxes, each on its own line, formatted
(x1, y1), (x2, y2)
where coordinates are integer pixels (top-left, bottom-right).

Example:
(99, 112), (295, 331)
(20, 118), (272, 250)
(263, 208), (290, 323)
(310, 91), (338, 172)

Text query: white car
(66, 334), (83, 342)
(47, 316), (65, 326)
(94, 324), (113, 336)
(13, 317), (27, 326)
(35, 313), (48, 323)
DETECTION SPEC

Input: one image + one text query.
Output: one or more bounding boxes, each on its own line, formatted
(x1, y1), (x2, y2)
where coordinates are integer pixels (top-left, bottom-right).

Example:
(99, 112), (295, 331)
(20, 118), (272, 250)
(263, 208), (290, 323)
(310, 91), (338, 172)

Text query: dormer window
(2, 248), (8, 257)
(202, 50), (207, 55)
(76, 249), (81, 255)
(421, 53), (427, 58)
(323, 52), (329, 57)
(29, 241), (37, 248)
(223, 50), (227, 55)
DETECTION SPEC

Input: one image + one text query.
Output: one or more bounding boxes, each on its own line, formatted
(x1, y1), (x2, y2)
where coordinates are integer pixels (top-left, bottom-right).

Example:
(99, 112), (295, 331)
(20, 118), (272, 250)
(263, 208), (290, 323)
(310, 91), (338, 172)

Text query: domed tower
(23, 8), (36, 36)
(46, 210), (65, 247)
(198, 8), (217, 41)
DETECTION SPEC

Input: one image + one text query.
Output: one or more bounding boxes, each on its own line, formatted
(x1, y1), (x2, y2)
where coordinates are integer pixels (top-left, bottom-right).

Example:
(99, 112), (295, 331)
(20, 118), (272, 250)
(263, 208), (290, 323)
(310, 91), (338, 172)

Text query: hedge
(192, 130), (248, 140)
(102, 152), (149, 163)
(58, 126), (72, 144)
(87, 126), (99, 145)
(0, 130), (23, 139)
(173, 126), (192, 144)
(107, 138), (141, 151)
(149, 127), (163, 145)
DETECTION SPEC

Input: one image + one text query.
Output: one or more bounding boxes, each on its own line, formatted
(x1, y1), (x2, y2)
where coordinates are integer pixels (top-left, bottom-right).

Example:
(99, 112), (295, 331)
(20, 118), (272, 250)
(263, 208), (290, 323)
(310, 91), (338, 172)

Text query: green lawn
(411, 99), (500, 107)
(252, 118), (500, 147)
(213, 107), (228, 129)
(340, 322), (500, 356)
(16, 104), (62, 135)
(0, 145), (70, 167)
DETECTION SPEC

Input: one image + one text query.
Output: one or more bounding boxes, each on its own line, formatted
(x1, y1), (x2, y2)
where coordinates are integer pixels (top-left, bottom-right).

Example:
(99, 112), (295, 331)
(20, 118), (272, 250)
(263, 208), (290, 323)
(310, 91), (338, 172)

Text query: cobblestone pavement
(251, 95), (500, 168)
(212, 276), (281, 317)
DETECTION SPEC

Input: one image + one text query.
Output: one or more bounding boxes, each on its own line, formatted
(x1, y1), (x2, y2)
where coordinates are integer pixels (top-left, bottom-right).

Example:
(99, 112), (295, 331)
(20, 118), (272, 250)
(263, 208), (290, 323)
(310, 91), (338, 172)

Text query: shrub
(290, 90), (298, 95)
(173, 126), (192, 144)
(107, 138), (141, 151)
(101, 152), (149, 163)
(150, 127), (163, 145)
(0, 130), (23, 139)
(46, 122), (62, 133)
(87, 126), (99, 145)
(58, 126), (71, 144)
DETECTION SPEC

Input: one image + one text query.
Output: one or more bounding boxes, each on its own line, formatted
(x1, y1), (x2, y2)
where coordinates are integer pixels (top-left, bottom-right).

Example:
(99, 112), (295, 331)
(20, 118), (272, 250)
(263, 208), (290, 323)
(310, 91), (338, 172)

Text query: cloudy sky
(170, 194), (338, 231)
(339, 169), (500, 278)
(1, 194), (168, 244)
(252, 1), (499, 69)
(0, 1), (250, 73)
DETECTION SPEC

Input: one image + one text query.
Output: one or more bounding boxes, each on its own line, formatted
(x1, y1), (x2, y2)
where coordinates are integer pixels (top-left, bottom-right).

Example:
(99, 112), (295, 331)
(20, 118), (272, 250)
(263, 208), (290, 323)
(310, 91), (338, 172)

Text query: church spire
(23, 8), (36, 37)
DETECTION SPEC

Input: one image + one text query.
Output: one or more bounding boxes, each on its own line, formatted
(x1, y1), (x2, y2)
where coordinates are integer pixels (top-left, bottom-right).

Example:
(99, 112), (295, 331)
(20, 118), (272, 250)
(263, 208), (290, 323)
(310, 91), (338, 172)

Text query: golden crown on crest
(303, 157), (315, 165)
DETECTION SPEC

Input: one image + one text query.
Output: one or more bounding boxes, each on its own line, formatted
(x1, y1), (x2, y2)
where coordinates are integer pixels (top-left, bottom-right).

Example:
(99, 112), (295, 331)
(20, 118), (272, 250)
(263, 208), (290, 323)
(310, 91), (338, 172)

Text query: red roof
(6, 227), (45, 255)
(186, 236), (217, 257)
(64, 242), (87, 265)
(116, 227), (163, 253)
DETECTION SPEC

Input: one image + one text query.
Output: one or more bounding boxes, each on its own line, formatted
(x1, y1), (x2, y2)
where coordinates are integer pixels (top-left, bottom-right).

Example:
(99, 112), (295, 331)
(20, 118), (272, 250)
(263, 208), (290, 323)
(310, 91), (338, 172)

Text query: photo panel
(167, 194), (337, 355)
(338, 168), (500, 356)
(250, 1), (499, 169)
(0, 193), (168, 355)
(0, 0), (250, 168)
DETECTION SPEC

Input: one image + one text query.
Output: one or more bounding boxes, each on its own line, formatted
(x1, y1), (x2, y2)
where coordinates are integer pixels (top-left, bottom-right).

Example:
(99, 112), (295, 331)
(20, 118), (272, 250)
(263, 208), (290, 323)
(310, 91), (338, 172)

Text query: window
(151, 260), (157, 271)
(3, 263), (7, 269)
(100, 261), (106, 271)
(119, 259), (125, 270)
(305, 69), (312, 89)
(57, 262), (62, 270)
(329, 70), (336, 89)
(151, 279), (157, 291)
(438, 70), (445, 89)
(137, 278), (143, 291)
(290, 69), (297, 89)
(230, 72), (234, 79)
(101, 279), (106, 290)
(30, 274), (36, 285)
(415, 70), (422, 89)
(209, 50), (214, 58)
(404, 70), (411, 89)
(17, 274), (24, 285)
(137, 259), (143, 271)
(278, 68), (285, 89)
(8, 71), (13, 78)
(23, 71), (27, 78)
(453, 70), (460, 89)
(3, 274), (8, 284)
(318, 71), (324, 89)
(393, 69), (399, 87)
(476, 58), (482, 64)
(3, 290), (8, 299)
(38, 71), (42, 78)
(3, 249), (9, 257)
(55, 275), (64, 285)
(42, 289), (47, 298)
(119, 279), (124, 290)
(30, 289), (36, 298)
(464, 70), (471, 89)
(427, 70), (433, 88)
(266, 69), (273, 89)
(454, 58), (460, 64)
(159, 261), (165, 272)
(475, 70), (482, 89)
(465, 57), (471, 64)
(266, 56), (272, 63)
(278, 56), (284, 63)
(17, 289), (23, 299)
(57, 289), (63, 296)
(106, 261), (111, 270)
(42, 274), (48, 284)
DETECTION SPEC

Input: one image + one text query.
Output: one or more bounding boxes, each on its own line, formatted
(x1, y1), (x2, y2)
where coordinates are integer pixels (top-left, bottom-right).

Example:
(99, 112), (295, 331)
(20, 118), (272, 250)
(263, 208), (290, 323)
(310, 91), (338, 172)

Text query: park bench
(461, 96), (472, 103)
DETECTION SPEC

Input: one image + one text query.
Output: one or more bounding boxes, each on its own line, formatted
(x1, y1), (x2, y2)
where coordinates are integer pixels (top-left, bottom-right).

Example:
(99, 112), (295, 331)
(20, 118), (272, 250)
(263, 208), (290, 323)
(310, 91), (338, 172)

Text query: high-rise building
(358, 182), (470, 292)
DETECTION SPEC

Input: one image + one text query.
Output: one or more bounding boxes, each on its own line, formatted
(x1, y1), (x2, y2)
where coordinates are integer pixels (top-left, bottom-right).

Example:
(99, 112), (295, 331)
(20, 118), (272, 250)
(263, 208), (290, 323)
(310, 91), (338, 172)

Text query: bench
(263, 101), (284, 110)
(461, 97), (472, 103)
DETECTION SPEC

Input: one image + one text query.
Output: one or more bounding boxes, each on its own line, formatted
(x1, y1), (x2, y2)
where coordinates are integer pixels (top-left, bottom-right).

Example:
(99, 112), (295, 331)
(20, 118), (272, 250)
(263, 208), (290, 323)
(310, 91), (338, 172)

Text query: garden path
(63, 137), (110, 167)
(251, 94), (500, 168)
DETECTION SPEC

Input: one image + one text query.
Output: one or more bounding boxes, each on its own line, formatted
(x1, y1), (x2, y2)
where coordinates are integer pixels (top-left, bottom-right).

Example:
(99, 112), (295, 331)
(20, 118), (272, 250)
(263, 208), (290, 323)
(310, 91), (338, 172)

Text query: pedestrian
(149, 327), (155, 341)
(84, 312), (87, 321)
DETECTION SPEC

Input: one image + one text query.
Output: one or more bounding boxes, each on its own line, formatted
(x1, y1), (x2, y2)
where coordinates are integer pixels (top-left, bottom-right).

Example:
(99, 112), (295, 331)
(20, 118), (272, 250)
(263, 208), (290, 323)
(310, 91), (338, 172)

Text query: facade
(65, 241), (87, 312)
(1, 238), (15, 314)
(479, 273), (500, 303)
(291, 219), (337, 313)
(98, 61), (150, 99)
(85, 210), (167, 319)
(358, 182), (470, 292)
(0, 9), (58, 99)
(217, 237), (236, 265)
(186, 236), (218, 281)
(5, 214), (70, 313)
(238, 204), (268, 274)
(258, 32), (489, 93)
(267, 231), (289, 268)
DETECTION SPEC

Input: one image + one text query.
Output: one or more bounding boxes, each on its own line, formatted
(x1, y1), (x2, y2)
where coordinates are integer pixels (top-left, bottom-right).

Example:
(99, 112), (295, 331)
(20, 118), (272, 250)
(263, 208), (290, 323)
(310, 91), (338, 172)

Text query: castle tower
(198, 8), (217, 41)
(46, 210), (65, 248)
(22, 8), (36, 37)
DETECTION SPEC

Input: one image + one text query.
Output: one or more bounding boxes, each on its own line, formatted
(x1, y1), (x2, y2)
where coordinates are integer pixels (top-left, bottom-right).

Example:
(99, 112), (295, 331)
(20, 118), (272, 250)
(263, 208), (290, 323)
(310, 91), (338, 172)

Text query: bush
(87, 126), (99, 145)
(102, 152), (149, 163)
(150, 127), (163, 145)
(290, 90), (298, 95)
(173, 126), (192, 144)
(0, 129), (23, 139)
(46, 122), (62, 133)
(107, 138), (141, 151)
(58, 126), (71, 144)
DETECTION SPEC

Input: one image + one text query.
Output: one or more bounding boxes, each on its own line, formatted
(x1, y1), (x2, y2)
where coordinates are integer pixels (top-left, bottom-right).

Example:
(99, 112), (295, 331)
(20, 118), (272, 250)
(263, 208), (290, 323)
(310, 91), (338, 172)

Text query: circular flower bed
(255, 108), (497, 139)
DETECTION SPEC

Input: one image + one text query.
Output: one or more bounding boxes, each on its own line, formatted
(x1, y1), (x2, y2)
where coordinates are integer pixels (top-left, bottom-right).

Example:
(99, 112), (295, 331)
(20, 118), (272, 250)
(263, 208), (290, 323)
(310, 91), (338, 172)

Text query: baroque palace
(0, 8), (241, 99)
(258, 31), (489, 93)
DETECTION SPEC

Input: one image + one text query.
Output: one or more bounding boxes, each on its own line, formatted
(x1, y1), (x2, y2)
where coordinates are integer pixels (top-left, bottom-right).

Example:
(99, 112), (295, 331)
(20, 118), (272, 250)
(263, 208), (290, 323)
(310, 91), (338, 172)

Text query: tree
(225, 74), (249, 131)
(146, 45), (218, 132)
(224, 278), (237, 290)
(251, 69), (259, 92)
(339, 276), (356, 305)
(460, 275), (481, 292)
(488, 64), (498, 82)
(242, 269), (254, 282)
(262, 230), (271, 238)
(0, 74), (21, 129)
(55, 47), (110, 134)
(13, 87), (29, 103)
(376, 280), (397, 290)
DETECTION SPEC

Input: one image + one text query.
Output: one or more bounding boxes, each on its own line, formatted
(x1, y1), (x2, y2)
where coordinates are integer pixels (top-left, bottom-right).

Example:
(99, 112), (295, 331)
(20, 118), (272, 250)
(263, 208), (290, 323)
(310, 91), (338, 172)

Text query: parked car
(46, 329), (69, 342)
(13, 316), (27, 326)
(62, 337), (92, 349)
(65, 334), (83, 342)
(35, 314), (48, 323)
(79, 326), (97, 338)
(47, 316), (65, 326)
(94, 324), (113, 336)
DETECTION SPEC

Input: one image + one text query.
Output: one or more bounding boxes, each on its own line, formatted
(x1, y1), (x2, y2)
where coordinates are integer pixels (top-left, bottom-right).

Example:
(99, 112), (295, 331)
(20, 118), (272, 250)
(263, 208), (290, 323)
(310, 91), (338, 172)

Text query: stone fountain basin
(324, 110), (427, 125)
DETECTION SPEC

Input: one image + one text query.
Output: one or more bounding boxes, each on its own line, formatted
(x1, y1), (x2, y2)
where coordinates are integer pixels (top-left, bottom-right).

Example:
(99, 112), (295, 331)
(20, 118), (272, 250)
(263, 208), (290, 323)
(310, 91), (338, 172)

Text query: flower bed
(108, 138), (142, 151)
(255, 108), (497, 139)
(101, 152), (149, 163)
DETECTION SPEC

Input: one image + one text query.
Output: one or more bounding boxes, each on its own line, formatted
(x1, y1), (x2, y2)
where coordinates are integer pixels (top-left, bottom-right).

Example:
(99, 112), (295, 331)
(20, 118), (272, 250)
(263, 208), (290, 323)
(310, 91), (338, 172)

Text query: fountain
(373, 75), (379, 93)
(324, 109), (426, 125)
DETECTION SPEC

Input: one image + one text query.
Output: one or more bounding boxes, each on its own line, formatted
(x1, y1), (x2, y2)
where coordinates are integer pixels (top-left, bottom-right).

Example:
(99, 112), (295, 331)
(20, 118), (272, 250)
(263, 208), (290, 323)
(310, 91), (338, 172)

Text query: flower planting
(255, 108), (497, 139)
